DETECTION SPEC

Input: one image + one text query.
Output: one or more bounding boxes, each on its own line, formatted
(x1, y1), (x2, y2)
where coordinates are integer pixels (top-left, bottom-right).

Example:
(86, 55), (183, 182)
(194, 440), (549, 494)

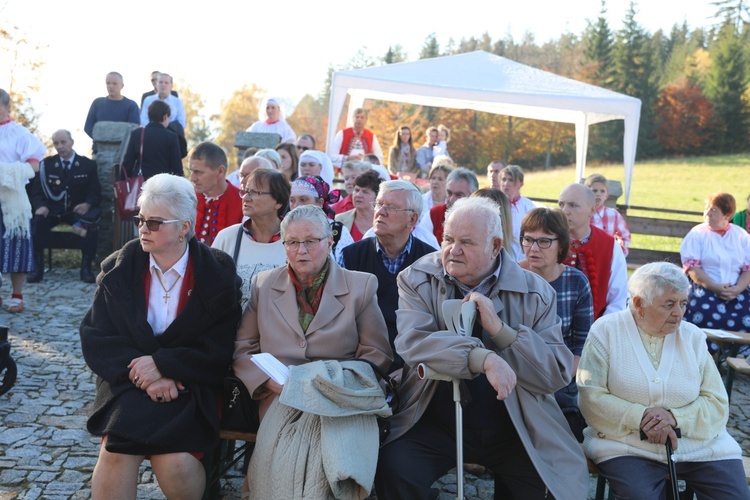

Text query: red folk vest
(564, 225), (614, 319)
(429, 204), (448, 243)
(339, 128), (374, 155)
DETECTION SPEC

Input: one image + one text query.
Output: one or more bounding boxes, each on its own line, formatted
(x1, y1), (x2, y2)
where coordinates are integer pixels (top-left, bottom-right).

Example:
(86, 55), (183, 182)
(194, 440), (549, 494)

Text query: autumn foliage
(656, 79), (715, 154)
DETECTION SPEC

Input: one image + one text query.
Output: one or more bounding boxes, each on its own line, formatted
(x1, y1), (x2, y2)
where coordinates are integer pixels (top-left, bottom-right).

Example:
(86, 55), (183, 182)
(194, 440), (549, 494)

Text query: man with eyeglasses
(140, 71), (178, 107)
(188, 142), (242, 246)
(338, 180), (436, 375)
(374, 196), (587, 499)
(558, 183), (627, 319)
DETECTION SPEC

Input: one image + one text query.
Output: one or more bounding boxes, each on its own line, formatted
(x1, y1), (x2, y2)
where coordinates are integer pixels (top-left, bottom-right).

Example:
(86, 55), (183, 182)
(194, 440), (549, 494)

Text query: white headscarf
(258, 96), (286, 123)
(298, 150), (334, 186)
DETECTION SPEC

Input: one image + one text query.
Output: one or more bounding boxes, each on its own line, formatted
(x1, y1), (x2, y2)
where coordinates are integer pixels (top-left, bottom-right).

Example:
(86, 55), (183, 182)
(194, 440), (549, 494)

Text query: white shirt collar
(149, 244), (190, 278)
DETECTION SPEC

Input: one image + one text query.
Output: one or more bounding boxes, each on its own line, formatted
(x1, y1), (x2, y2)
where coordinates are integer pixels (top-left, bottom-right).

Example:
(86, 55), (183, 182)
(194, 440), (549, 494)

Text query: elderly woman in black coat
(80, 174), (242, 499)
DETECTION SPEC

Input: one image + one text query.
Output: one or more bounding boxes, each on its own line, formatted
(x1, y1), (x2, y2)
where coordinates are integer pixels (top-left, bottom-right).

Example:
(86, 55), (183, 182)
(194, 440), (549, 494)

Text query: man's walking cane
(417, 300), (476, 500)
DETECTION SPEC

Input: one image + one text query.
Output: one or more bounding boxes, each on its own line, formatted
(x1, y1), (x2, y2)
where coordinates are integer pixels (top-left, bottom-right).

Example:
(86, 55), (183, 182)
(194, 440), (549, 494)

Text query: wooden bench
(202, 429), (257, 500)
(46, 227), (84, 270)
(725, 357), (750, 404)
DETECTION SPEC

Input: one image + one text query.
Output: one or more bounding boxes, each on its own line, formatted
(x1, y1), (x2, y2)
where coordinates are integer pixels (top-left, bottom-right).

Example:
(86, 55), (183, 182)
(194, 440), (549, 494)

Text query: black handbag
(360, 360), (400, 445)
(221, 374), (259, 433)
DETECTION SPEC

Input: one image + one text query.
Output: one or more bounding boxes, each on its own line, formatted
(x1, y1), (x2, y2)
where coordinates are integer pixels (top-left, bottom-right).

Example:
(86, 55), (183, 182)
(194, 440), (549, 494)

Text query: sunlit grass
(478, 154), (750, 252)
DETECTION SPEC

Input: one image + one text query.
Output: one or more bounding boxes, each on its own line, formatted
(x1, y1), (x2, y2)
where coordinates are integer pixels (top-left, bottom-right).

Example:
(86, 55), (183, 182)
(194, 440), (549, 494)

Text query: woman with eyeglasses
(519, 207), (593, 442)
(80, 174), (242, 499)
(233, 204), (392, 497)
(212, 168), (291, 309)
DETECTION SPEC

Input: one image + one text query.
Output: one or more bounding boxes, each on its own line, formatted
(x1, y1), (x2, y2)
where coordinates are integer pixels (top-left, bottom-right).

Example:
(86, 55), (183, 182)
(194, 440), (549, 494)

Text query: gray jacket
(391, 250), (589, 499)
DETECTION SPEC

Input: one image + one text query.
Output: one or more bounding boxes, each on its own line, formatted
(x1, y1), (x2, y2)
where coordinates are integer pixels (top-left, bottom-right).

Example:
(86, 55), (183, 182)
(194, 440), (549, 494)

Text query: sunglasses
(134, 216), (181, 231)
(297, 146), (310, 152)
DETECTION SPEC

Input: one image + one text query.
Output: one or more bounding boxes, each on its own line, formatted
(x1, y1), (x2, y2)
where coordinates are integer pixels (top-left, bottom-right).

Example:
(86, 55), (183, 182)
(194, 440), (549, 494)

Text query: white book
(251, 352), (290, 385)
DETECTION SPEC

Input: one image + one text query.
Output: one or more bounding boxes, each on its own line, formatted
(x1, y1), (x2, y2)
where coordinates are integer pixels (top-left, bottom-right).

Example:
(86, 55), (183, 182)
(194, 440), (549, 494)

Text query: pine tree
(712, 0), (750, 31)
(383, 45), (406, 64)
(583, 0), (615, 86)
(612, 1), (662, 158)
(420, 33), (440, 59)
(582, 0), (620, 161)
(705, 21), (749, 153)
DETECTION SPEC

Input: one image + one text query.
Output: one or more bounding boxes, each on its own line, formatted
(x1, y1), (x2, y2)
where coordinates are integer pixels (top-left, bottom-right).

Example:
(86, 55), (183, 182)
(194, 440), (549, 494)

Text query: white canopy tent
(326, 51), (642, 204)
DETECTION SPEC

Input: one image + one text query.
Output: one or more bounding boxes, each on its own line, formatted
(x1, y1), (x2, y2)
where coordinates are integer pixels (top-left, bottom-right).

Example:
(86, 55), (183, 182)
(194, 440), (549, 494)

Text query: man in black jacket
(27, 130), (101, 283)
(338, 180), (436, 374)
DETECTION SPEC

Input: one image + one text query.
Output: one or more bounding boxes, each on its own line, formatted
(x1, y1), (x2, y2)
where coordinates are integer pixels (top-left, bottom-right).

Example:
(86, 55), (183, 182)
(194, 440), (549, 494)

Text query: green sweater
(732, 210), (748, 231)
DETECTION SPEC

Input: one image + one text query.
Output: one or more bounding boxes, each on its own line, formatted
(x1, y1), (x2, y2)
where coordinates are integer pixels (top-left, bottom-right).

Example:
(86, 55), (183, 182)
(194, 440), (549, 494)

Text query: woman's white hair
(628, 261), (689, 308)
(255, 148), (282, 169)
(280, 205), (333, 240)
(138, 174), (198, 238)
(445, 197), (503, 241)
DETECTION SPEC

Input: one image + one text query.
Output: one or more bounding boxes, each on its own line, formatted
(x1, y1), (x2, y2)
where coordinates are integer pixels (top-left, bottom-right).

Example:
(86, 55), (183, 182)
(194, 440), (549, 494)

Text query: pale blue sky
(1, 0), (718, 151)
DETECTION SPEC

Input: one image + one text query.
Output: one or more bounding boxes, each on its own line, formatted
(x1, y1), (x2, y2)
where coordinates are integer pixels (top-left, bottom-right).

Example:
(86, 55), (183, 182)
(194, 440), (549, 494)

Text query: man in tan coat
(374, 197), (588, 499)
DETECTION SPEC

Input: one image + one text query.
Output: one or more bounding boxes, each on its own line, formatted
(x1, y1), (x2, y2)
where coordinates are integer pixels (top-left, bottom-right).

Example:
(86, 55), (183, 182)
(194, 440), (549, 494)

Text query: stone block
(0, 427), (35, 445)
(92, 122), (139, 145)
(234, 131), (282, 167)
(0, 469), (26, 485)
(234, 131), (281, 150)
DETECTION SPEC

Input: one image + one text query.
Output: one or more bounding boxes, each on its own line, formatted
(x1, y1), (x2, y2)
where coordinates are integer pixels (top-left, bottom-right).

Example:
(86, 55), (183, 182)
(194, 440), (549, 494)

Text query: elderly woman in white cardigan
(577, 262), (749, 499)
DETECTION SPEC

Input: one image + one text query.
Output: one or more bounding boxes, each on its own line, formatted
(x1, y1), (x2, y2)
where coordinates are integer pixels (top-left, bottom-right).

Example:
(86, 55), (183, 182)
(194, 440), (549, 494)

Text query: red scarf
(709, 226), (730, 236)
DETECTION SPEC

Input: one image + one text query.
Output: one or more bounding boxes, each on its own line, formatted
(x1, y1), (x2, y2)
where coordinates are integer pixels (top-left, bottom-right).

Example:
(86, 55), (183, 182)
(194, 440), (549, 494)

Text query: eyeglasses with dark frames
(520, 236), (558, 249)
(134, 216), (181, 231)
(282, 237), (327, 251)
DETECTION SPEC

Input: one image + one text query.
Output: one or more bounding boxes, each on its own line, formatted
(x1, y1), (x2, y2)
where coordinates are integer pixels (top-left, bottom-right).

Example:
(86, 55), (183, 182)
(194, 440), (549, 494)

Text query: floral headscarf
(291, 176), (341, 219)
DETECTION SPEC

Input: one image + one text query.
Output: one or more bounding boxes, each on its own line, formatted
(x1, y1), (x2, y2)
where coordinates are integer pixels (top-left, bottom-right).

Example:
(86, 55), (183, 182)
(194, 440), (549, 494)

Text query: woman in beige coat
(233, 204), (392, 411)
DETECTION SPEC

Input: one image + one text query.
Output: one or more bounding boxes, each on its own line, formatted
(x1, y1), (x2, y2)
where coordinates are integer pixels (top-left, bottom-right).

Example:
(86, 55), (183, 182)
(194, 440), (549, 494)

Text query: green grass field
(480, 154), (750, 252)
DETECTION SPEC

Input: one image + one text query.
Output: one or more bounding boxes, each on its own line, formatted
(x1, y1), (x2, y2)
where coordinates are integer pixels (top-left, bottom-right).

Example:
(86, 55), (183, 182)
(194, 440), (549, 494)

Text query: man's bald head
(239, 156), (273, 184)
(560, 183), (595, 208)
(558, 183), (596, 236)
(52, 130), (74, 159)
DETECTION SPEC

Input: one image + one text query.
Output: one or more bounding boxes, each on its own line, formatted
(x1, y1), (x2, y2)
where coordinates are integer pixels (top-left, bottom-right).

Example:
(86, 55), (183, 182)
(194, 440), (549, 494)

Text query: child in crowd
(584, 173), (631, 256)
(433, 124), (451, 157)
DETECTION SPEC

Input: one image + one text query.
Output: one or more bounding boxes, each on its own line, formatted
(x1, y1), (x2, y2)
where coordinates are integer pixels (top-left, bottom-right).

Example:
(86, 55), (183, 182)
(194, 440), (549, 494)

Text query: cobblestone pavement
(1, 268), (748, 499)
